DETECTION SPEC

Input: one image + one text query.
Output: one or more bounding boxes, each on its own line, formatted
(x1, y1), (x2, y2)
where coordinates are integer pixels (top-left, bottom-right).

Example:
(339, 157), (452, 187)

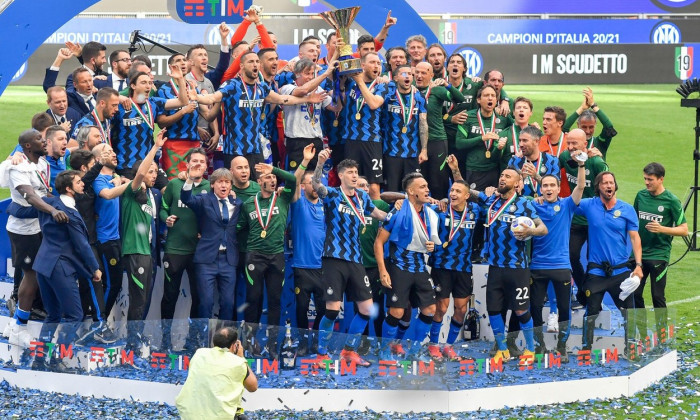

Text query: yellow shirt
(175, 347), (248, 420)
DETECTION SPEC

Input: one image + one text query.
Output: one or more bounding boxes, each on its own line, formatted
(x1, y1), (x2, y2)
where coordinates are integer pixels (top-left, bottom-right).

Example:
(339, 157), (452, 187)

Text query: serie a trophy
(319, 6), (362, 75)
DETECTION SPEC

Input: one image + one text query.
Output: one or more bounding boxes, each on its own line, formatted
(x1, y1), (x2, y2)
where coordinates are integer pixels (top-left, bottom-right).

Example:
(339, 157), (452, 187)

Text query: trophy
(319, 7), (362, 75)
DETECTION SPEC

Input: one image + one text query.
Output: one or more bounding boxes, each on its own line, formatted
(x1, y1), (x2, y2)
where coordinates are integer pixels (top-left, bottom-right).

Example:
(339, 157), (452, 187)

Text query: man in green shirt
(633, 162), (688, 336)
(559, 129), (608, 307)
(414, 62), (465, 199)
(159, 147), (210, 350)
(121, 130), (165, 352)
(238, 163), (297, 359)
(562, 87), (617, 159)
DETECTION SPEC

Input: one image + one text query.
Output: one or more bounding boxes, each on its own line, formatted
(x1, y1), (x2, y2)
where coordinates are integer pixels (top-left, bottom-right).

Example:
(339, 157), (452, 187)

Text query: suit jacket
(45, 108), (82, 137)
(181, 187), (242, 266)
(27, 197), (99, 280)
(43, 68), (96, 117)
(65, 71), (111, 91)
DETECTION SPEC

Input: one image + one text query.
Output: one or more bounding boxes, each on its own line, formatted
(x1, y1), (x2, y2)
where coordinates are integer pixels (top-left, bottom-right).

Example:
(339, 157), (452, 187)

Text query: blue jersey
(156, 81), (199, 140)
(382, 207), (427, 273)
(290, 195), (325, 269)
(531, 197), (577, 270)
(341, 78), (388, 142)
(93, 174), (121, 243)
(322, 187), (376, 264)
(382, 86), (426, 158)
(111, 97), (167, 169)
(508, 153), (560, 197)
(45, 151), (69, 190)
(74, 112), (111, 144)
(260, 76), (282, 142)
(481, 193), (539, 269)
(431, 202), (481, 272)
(576, 197), (639, 277)
(219, 78), (271, 156)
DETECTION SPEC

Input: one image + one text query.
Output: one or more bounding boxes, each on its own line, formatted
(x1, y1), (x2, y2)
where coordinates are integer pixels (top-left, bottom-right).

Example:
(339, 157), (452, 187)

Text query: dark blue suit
(43, 68), (96, 117)
(17, 197), (99, 343)
(181, 186), (241, 320)
(45, 108), (82, 138)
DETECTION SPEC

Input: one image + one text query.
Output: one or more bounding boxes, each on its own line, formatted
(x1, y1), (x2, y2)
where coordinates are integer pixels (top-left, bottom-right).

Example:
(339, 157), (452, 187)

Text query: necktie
(118, 79), (124, 91)
(220, 199), (229, 224)
(59, 116), (66, 124)
(87, 98), (95, 111)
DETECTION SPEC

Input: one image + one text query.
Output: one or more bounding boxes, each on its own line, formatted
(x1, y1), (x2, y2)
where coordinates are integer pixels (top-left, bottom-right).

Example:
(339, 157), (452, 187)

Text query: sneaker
(442, 345), (462, 361)
(558, 351), (569, 364)
(571, 300), (584, 310)
(357, 337), (371, 356)
(493, 349), (510, 364)
(547, 312), (559, 333)
(8, 324), (31, 348)
(390, 343), (406, 357)
(95, 325), (118, 344)
(2, 321), (14, 338)
(427, 344), (444, 361)
(340, 349), (371, 367)
(519, 349), (535, 366)
(314, 353), (332, 370)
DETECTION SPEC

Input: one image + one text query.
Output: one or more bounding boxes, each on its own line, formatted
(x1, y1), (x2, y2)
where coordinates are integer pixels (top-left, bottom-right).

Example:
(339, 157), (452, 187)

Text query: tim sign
(168, 0), (252, 24)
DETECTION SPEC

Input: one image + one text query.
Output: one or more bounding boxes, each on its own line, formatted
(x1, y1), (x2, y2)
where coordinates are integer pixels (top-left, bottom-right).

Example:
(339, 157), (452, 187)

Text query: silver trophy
(319, 6), (362, 75)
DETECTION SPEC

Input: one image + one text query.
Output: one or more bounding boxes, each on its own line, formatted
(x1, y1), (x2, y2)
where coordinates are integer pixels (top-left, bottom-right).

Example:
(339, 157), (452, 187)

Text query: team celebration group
(1, 9), (688, 375)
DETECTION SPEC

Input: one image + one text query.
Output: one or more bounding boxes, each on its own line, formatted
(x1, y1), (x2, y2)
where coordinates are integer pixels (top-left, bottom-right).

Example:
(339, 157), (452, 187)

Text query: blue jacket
(181, 187), (242, 266)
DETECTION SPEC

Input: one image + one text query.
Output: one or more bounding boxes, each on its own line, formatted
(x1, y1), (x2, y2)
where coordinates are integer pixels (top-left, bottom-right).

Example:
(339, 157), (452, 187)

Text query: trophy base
(337, 56), (362, 76)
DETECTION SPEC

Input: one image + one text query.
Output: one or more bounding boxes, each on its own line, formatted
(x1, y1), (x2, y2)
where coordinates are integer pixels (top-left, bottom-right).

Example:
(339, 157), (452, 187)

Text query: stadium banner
(430, 19), (700, 45)
(405, 0), (700, 14)
(10, 43), (691, 86)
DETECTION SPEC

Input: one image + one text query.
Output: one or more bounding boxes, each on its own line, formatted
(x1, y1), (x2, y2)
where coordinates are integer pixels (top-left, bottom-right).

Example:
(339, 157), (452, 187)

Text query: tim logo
(169, 0), (251, 24)
(651, 22), (681, 44)
(454, 47), (483, 78)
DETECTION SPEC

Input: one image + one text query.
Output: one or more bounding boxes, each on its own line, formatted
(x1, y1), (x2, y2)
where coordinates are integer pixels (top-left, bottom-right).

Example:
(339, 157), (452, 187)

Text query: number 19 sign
(168, 0), (252, 24)
(676, 45), (694, 80)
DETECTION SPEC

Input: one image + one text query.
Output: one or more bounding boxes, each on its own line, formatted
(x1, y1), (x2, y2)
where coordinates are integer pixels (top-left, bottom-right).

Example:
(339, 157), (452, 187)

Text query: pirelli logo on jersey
(489, 212), (516, 223)
(249, 207), (280, 220)
(338, 203), (356, 216)
(123, 116), (146, 127)
(444, 219), (476, 229)
(639, 211), (663, 223)
(238, 99), (265, 108)
(471, 126), (503, 135)
(387, 104), (419, 115)
(567, 173), (591, 187)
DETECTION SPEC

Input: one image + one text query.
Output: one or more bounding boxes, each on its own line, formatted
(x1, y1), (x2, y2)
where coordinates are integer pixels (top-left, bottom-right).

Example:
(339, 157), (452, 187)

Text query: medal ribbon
(254, 192), (278, 232)
(91, 110), (110, 145)
(487, 194), (517, 227)
(548, 132), (564, 157)
(444, 79), (464, 115)
(241, 77), (259, 122)
(447, 203), (468, 243)
(340, 188), (366, 227)
(35, 162), (50, 191)
(129, 98), (154, 130)
(169, 78), (179, 94)
(396, 87), (416, 131)
(526, 152), (543, 194)
(355, 79), (378, 117)
(477, 111), (496, 152)
(416, 204), (431, 240)
(511, 125), (520, 154)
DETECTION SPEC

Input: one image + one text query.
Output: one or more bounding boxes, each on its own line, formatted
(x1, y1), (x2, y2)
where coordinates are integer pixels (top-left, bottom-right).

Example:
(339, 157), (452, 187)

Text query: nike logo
(438, 153), (444, 158)
(518, 302), (527, 306)
(375, 174), (382, 178)
(564, 282), (571, 286)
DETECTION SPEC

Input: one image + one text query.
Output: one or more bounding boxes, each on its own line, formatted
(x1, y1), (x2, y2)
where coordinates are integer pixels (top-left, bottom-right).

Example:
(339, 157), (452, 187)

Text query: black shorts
(464, 168), (499, 191)
(383, 155), (420, 192)
(385, 262), (435, 309)
(321, 258), (372, 302)
(8, 232), (42, 271)
(344, 140), (383, 183)
(432, 268), (473, 299)
(286, 137), (323, 171)
(486, 265), (531, 312)
(293, 267), (324, 295)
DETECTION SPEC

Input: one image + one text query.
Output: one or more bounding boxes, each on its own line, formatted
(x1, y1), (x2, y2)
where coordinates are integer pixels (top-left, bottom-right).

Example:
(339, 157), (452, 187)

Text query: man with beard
(498, 97), (537, 171)
(196, 51), (327, 173)
(563, 87), (617, 160)
(0, 130), (68, 347)
(480, 167), (547, 364)
(340, 52), (389, 200)
(375, 173), (441, 358)
(72, 87), (119, 145)
(237, 162), (297, 359)
(414, 62), (465, 200)
(507, 126), (560, 198)
(576, 171), (643, 352)
(44, 125), (69, 190)
(382, 64), (428, 192)
(427, 44), (448, 80)
(107, 50), (131, 92)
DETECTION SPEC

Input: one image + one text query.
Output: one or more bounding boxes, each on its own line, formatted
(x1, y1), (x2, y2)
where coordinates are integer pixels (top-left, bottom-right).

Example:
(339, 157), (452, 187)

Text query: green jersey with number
(634, 189), (686, 261)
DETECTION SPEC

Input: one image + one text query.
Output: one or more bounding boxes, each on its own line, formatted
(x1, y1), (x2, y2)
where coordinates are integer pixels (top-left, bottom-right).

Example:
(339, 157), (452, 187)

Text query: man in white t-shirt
(279, 57), (339, 171)
(0, 129), (68, 347)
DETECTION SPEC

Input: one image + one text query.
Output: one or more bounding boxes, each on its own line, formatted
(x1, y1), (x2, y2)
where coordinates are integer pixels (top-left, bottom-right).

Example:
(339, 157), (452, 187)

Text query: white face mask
(135, 93), (147, 103)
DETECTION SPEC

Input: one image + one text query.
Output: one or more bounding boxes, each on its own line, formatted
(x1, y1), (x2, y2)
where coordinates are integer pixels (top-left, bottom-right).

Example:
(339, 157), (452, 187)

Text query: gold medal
(355, 113), (361, 120)
(442, 242), (449, 249)
(362, 226), (367, 234)
(401, 127), (407, 134)
(443, 113), (449, 120)
(485, 150), (491, 159)
(261, 230), (267, 238)
(261, 113), (265, 120)
(333, 119), (339, 127)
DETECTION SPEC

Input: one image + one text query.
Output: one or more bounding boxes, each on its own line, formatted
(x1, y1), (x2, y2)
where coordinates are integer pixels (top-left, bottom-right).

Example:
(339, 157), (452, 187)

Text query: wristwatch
(636, 262), (642, 267)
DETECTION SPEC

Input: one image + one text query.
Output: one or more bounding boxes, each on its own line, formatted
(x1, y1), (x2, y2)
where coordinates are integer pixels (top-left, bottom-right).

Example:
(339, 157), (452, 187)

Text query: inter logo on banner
(676, 46), (694, 80)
